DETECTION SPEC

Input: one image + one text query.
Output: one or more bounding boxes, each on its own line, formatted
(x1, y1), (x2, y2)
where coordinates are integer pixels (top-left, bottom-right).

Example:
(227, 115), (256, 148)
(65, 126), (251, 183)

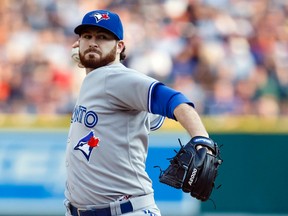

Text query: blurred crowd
(0, 0), (288, 116)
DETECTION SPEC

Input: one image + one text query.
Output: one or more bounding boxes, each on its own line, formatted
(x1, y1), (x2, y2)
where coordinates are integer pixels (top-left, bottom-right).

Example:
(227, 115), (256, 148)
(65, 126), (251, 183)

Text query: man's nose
(89, 40), (99, 48)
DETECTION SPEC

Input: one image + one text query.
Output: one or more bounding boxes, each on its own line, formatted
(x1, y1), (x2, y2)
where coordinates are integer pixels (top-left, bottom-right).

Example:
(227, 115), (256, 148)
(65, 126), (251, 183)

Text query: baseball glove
(159, 136), (222, 201)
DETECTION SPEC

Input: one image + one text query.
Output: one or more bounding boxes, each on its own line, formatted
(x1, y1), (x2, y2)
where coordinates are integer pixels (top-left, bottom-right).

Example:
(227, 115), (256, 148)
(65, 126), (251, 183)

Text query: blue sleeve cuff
(151, 83), (194, 120)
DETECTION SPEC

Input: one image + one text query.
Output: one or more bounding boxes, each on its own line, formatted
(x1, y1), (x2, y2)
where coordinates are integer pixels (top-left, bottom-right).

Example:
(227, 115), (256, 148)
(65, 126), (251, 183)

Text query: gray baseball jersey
(65, 63), (164, 207)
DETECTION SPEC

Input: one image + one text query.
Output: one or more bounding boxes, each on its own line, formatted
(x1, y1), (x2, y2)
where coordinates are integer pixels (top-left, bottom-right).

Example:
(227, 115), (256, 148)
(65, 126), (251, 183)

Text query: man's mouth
(85, 49), (101, 55)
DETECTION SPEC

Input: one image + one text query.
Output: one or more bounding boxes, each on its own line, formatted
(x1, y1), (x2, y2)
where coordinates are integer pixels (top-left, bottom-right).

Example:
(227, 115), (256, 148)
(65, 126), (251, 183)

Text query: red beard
(79, 45), (117, 69)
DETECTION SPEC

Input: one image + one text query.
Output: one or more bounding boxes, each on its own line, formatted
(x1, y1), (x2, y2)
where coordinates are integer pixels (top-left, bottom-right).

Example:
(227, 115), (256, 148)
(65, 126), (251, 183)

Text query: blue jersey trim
(147, 81), (159, 112)
(150, 116), (165, 131)
(151, 84), (194, 120)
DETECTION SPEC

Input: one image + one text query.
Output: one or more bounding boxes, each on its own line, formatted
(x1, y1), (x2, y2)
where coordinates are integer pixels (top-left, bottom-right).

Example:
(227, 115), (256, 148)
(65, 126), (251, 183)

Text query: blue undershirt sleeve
(151, 83), (194, 120)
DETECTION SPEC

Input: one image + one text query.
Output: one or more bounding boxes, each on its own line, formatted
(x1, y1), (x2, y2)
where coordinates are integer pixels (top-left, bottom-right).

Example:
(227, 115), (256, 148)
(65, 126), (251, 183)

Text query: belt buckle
(77, 207), (86, 216)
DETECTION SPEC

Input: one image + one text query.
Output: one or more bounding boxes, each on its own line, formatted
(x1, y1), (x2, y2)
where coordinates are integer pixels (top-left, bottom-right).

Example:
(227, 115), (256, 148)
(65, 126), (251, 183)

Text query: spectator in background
(0, 0), (287, 116)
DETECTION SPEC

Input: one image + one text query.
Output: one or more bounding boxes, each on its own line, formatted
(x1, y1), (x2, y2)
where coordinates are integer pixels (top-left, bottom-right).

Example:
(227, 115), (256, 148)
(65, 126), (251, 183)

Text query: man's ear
(117, 41), (125, 54)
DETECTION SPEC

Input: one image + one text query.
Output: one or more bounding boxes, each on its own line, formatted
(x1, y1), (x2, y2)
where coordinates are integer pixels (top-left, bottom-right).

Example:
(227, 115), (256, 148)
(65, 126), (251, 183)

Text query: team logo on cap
(74, 130), (100, 161)
(92, 12), (110, 23)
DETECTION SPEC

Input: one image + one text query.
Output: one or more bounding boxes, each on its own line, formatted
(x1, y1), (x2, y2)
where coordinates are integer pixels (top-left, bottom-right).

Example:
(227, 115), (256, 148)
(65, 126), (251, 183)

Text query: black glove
(159, 136), (222, 201)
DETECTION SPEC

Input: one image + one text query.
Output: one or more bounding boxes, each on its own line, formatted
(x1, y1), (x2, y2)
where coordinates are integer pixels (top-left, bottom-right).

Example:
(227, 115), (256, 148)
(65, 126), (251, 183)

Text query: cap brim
(74, 24), (99, 35)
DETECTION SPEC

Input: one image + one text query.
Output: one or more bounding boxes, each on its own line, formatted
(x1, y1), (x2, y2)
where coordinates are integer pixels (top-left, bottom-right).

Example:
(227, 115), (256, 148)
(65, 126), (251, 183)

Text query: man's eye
(97, 35), (106, 39)
(83, 35), (92, 39)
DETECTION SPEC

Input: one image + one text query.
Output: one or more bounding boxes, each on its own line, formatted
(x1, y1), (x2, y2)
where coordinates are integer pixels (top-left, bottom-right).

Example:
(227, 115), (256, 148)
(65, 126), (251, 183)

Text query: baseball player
(64, 9), (216, 216)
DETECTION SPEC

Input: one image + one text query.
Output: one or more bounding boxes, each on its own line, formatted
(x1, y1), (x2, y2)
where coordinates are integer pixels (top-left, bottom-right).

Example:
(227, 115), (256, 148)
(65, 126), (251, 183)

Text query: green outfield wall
(201, 133), (288, 215)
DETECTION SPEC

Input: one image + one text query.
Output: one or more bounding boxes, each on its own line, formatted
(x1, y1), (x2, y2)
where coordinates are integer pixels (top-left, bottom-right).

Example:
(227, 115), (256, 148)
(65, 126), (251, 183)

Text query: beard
(79, 45), (117, 69)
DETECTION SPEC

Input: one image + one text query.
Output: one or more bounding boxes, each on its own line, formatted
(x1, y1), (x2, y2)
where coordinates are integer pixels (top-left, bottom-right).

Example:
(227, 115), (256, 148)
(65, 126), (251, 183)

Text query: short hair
(120, 45), (126, 61)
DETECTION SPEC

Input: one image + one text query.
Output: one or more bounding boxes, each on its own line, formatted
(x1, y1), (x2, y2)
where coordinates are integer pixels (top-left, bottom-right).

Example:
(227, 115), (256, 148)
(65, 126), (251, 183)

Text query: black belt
(70, 201), (133, 216)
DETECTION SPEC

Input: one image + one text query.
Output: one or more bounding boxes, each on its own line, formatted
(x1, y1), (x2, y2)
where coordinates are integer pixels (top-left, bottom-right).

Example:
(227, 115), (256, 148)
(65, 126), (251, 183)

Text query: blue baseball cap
(74, 10), (124, 40)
